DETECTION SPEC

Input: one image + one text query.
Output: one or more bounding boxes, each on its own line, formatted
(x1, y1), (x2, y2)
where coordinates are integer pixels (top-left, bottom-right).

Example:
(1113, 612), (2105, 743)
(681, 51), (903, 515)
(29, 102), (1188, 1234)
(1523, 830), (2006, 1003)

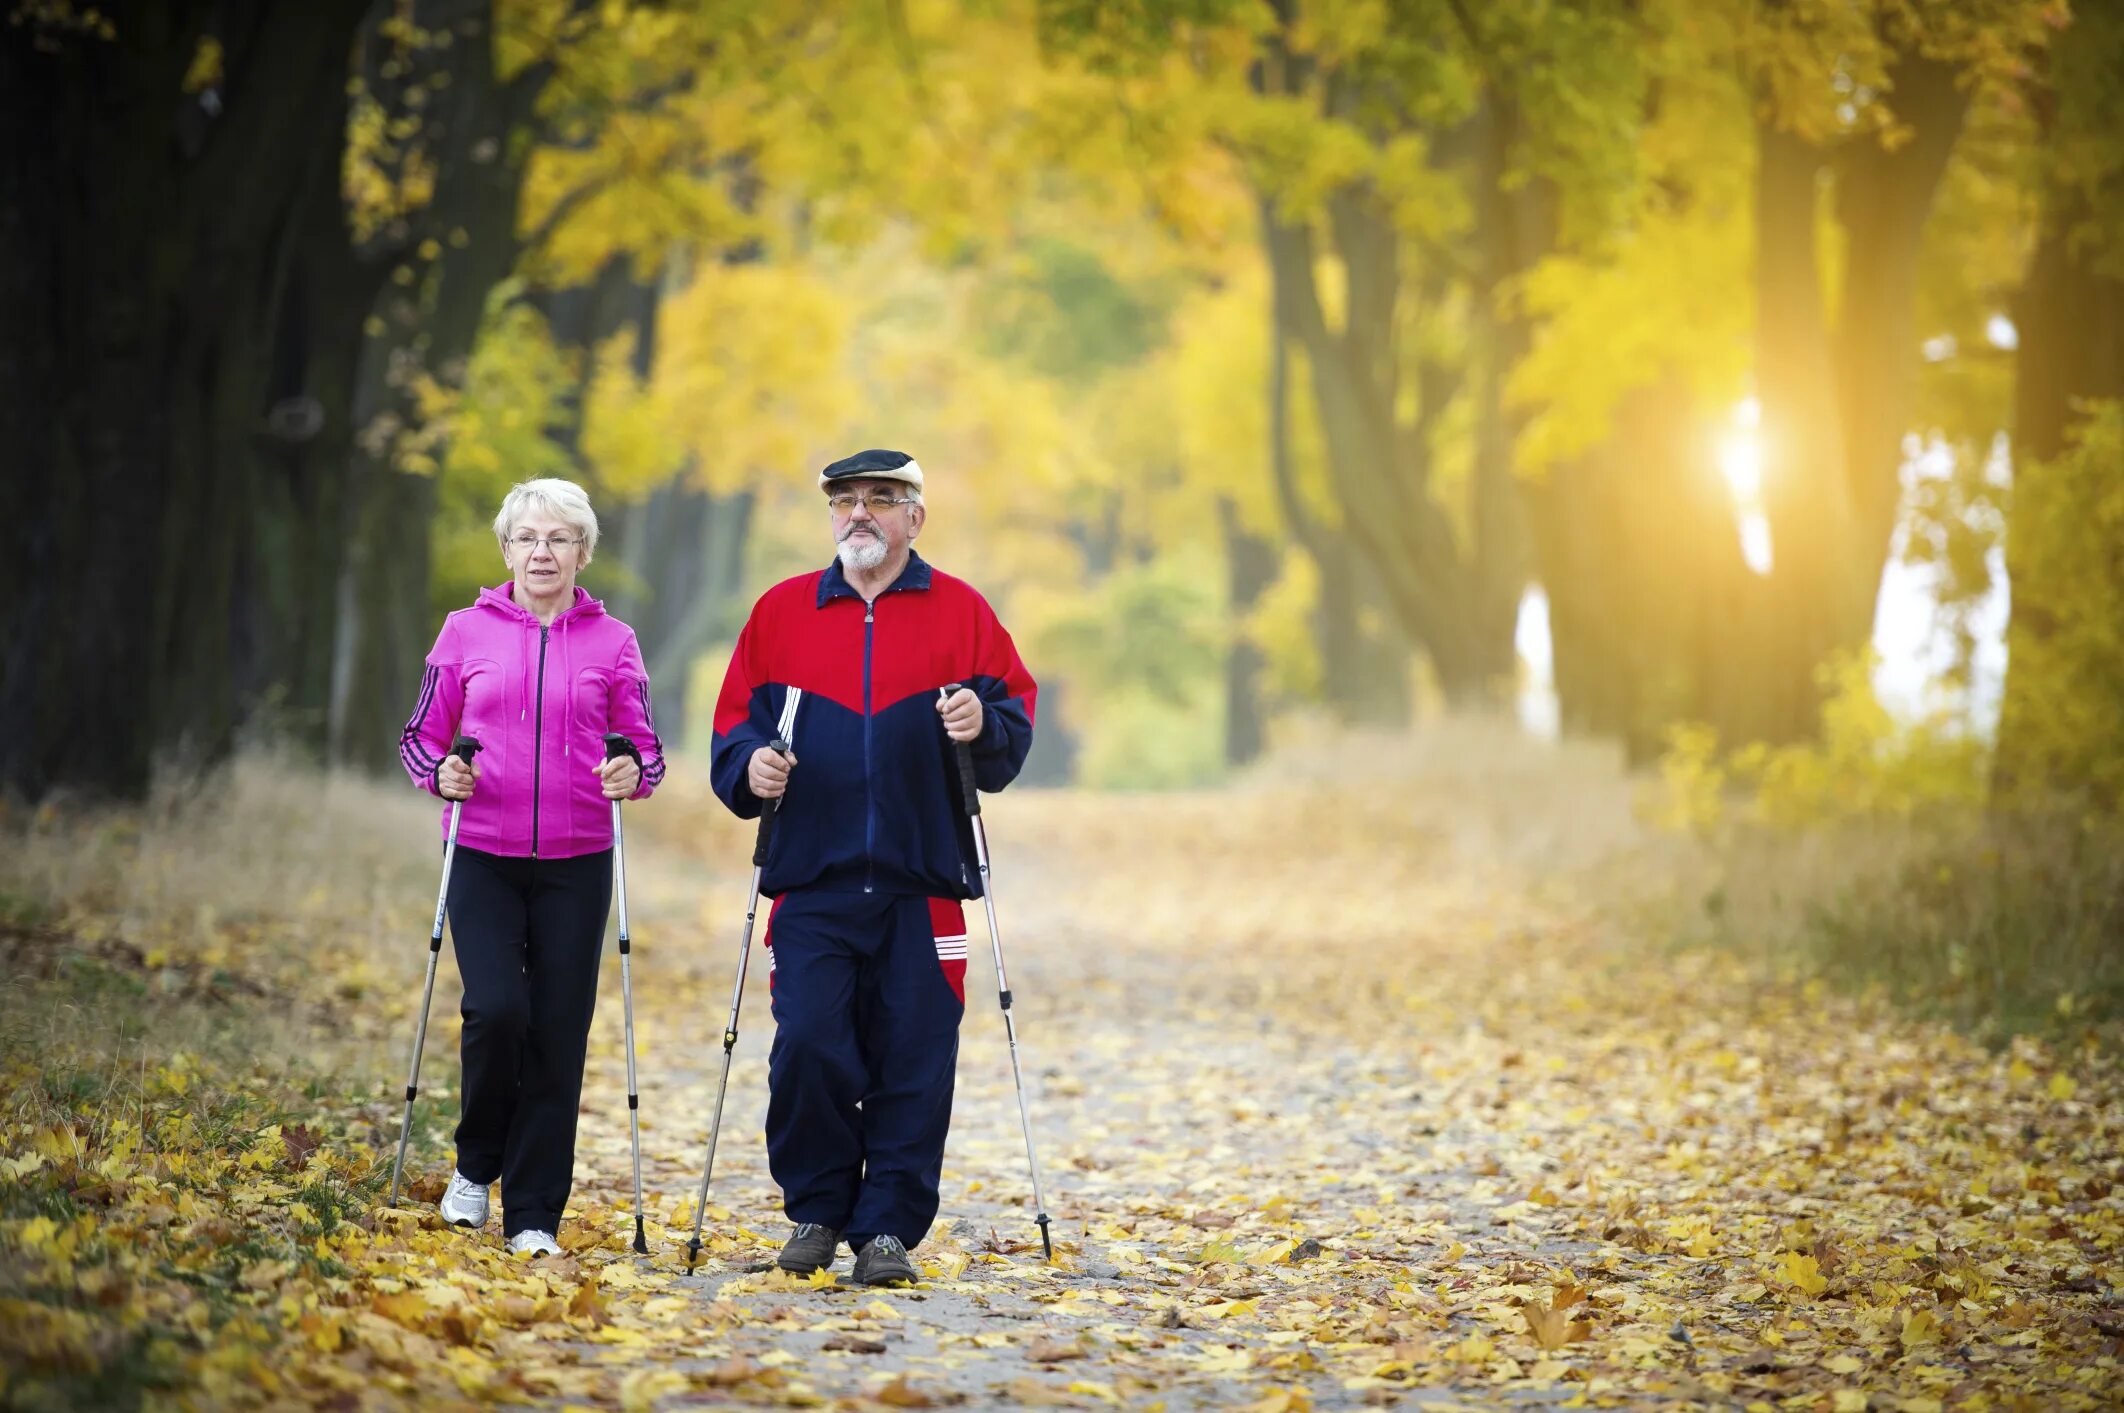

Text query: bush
(1652, 652), (2124, 1039)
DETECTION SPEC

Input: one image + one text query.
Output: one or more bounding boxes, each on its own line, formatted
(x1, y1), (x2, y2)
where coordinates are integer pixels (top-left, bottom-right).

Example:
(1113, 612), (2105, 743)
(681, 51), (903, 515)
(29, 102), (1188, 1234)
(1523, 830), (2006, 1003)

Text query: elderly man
(709, 449), (1037, 1286)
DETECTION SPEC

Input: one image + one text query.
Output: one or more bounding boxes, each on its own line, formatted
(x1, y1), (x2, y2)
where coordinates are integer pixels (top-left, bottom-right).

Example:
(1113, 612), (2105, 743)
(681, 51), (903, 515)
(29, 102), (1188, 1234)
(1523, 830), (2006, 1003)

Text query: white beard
(837, 534), (888, 572)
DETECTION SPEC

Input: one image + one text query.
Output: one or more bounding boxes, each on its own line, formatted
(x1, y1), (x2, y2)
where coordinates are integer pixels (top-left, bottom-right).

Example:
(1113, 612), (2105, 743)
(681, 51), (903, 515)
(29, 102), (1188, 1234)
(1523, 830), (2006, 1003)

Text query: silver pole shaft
(389, 799), (463, 1208)
(687, 863), (763, 1262)
(613, 799), (648, 1252)
(969, 816), (1051, 1238)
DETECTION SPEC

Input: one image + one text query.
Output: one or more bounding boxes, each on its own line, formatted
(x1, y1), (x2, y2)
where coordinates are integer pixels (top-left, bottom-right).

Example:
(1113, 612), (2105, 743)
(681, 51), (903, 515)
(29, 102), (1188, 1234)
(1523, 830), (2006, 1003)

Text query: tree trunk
(1833, 52), (1969, 602)
(1749, 50), (1969, 743)
(0, 1), (374, 798)
(1525, 380), (1759, 763)
(1994, 1), (2124, 804)
(1219, 498), (1276, 766)
(1260, 316), (1411, 726)
(1464, 93), (1548, 704)
(328, 0), (555, 771)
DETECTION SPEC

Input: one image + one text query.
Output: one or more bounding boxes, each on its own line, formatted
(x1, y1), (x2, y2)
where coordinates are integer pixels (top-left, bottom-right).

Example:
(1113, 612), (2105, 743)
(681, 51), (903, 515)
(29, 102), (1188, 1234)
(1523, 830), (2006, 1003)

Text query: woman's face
(503, 514), (586, 605)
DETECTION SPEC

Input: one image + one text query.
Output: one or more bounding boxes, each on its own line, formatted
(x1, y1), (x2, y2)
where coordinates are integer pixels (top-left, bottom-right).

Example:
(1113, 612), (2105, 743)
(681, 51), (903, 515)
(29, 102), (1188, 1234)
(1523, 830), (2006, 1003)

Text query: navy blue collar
(817, 549), (933, 607)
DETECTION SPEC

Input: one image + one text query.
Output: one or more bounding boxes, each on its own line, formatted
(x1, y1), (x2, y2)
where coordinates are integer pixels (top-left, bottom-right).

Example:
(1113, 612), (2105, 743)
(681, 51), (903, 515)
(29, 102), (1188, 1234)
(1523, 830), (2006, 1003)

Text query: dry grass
(4, 727), (2119, 1409)
(1677, 808), (2124, 1040)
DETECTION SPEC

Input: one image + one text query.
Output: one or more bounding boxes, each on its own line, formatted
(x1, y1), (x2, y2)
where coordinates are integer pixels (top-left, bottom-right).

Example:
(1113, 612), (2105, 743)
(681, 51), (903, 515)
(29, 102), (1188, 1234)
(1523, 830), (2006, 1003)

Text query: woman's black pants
(445, 845), (612, 1238)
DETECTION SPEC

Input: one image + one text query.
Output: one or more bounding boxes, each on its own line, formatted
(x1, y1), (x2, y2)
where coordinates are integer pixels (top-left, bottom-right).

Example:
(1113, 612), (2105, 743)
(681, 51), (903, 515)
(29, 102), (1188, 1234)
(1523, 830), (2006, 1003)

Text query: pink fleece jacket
(399, 583), (666, 858)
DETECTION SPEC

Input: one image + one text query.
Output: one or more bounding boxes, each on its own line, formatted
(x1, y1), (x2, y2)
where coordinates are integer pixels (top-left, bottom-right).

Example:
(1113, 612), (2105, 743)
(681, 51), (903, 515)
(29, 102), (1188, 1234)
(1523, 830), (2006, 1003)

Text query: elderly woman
(398, 477), (665, 1256)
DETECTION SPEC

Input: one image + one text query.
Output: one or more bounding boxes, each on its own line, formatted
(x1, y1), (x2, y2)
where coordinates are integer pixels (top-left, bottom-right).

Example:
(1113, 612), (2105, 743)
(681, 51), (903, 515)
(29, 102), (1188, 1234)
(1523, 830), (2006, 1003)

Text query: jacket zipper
(531, 624), (550, 857)
(862, 599), (876, 893)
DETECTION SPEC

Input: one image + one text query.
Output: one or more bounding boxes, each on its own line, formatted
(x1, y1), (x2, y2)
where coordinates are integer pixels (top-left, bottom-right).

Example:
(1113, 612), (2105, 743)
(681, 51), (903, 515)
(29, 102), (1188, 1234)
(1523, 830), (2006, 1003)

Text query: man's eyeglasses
(827, 491), (916, 515)
(509, 533), (584, 553)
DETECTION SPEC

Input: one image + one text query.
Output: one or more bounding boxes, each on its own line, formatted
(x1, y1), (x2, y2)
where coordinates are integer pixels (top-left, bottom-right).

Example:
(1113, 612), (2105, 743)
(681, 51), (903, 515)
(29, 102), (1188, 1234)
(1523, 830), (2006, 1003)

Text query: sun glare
(1719, 398), (1773, 575)
(1719, 431), (1763, 503)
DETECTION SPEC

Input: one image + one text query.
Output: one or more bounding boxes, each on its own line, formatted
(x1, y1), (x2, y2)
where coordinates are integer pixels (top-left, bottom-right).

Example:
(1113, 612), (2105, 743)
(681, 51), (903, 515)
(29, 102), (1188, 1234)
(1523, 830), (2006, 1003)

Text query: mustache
(837, 524), (882, 542)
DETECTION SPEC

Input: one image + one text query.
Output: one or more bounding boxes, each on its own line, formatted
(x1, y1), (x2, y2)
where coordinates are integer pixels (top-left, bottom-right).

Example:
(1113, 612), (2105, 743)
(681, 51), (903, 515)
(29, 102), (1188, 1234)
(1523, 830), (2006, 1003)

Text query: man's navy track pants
(764, 889), (969, 1253)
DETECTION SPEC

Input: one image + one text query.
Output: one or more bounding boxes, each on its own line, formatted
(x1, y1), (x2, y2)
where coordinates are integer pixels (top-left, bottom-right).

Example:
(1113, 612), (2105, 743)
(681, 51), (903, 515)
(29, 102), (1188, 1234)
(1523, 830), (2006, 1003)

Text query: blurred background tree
(4, 0), (2119, 819)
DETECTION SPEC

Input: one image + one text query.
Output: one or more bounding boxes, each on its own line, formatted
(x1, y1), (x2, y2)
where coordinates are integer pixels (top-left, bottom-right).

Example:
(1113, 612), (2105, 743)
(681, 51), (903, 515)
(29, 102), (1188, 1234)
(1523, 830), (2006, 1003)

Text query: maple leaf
(874, 1375), (935, 1407)
(1523, 1301), (1594, 1350)
(1775, 1251), (1828, 1297)
(565, 1276), (607, 1327)
(280, 1123), (322, 1172)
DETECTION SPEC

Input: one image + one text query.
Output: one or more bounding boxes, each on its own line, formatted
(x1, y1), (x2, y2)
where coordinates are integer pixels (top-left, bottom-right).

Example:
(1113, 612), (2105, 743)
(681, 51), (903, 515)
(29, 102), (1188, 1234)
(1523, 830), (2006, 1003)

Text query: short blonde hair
(494, 478), (599, 564)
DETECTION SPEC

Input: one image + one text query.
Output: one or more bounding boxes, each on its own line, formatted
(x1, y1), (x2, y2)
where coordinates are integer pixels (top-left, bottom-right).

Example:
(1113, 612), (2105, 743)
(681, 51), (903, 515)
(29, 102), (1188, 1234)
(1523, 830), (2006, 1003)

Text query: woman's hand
(437, 755), (480, 801)
(595, 754), (641, 800)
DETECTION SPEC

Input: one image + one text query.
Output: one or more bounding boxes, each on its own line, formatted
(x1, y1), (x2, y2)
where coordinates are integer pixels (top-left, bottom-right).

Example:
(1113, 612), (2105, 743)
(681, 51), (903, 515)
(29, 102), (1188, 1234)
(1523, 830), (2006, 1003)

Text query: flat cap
(819, 448), (924, 491)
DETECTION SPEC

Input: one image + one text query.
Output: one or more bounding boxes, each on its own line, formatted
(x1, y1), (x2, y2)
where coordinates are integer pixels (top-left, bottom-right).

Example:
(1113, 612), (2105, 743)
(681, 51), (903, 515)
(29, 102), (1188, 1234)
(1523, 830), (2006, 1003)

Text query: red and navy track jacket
(709, 552), (1037, 900)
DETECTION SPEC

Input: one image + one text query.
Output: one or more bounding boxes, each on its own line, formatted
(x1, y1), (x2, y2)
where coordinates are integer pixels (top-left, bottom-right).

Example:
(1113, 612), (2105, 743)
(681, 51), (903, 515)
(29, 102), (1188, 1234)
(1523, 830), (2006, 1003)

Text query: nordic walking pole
(389, 735), (482, 1209)
(685, 687), (803, 1270)
(940, 684), (1054, 1261)
(603, 733), (650, 1255)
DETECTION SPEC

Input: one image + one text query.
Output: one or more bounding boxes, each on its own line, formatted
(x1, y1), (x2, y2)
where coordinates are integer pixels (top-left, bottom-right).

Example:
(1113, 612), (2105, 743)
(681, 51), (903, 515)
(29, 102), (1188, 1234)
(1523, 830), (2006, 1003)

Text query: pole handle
(601, 731), (641, 767)
(436, 736), (482, 800)
(941, 683), (981, 817)
(752, 737), (790, 866)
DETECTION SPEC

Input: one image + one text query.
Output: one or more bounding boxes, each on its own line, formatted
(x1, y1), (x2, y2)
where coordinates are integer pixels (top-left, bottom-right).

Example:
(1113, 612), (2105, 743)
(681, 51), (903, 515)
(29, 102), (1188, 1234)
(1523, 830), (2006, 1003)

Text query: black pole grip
(941, 684), (981, 817)
(752, 737), (790, 866)
(436, 736), (482, 797)
(601, 731), (641, 766)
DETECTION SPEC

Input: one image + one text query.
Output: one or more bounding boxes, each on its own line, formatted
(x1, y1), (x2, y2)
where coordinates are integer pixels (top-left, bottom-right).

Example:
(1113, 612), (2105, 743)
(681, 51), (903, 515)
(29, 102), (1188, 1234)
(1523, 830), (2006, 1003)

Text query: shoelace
(793, 1223), (832, 1240)
(868, 1236), (908, 1258)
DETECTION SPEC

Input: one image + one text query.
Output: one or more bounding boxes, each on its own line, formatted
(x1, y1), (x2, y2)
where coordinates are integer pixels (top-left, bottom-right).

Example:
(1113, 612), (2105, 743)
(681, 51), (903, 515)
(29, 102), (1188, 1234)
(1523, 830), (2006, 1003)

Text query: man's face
(830, 477), (924, 571)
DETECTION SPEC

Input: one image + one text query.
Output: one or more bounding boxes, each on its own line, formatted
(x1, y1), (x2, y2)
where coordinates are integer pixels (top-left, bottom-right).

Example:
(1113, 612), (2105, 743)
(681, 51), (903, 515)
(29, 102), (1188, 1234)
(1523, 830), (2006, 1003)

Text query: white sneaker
(438, 1171), (489, 1228)
(508, 1229), (561, 1258)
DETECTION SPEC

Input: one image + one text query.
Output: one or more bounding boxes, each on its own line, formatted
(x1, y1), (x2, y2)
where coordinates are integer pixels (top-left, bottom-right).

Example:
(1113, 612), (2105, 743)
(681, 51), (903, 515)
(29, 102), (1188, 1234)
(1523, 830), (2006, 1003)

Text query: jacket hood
(474, 582), (606, 623)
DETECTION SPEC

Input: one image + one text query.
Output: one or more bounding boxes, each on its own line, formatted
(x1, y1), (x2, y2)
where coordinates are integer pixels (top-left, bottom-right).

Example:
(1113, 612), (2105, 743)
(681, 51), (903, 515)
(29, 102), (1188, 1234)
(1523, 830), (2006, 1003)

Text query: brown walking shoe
(851, 1234), (918, 1286)
(776, 1222), (841, 1275)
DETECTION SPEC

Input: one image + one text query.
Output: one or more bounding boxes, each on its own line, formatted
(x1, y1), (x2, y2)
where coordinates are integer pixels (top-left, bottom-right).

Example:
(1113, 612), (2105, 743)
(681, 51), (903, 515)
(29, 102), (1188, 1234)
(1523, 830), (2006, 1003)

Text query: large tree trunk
(1218, 498), (1276, 765)
(534, 255), (760, 747)
(0, 2), (373, 798)
(1833, 53), (1969, 599)
(607, 485), (755, 747)
(1749, 51), (1969, 742)
(1249, 14), (1502, 709)
(1464, 93), (1548, 702)
(1261, 205), (1485, 700)
(1260, 319), (1412, 727)
(1526, 380), (1760, 762)
(327, 0), (555, 771)
(1995, 1), (2124, 806)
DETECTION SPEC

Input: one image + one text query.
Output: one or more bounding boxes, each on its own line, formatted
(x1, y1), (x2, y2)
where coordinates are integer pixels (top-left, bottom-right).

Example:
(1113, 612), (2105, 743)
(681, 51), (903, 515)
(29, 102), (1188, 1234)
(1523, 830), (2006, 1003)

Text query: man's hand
(594, 754), (640, 800)
(436, 754), (481, 801)
(748, 744), (796, 799)
(937, 687), (983, 744)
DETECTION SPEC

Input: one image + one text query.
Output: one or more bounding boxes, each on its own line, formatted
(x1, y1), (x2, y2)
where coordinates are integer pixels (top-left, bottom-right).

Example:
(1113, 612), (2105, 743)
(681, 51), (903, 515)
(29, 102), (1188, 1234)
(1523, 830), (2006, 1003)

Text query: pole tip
(1037, 1213), (1053, 1263)
(633, 1219), (648, 1255)
(686, 1238), (702, 1270)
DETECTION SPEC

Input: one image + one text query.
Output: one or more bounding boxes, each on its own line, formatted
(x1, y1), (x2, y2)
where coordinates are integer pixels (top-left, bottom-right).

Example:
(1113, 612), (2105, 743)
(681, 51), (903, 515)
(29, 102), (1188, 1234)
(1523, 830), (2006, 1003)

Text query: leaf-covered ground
(3, 735), (2120, 1409)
